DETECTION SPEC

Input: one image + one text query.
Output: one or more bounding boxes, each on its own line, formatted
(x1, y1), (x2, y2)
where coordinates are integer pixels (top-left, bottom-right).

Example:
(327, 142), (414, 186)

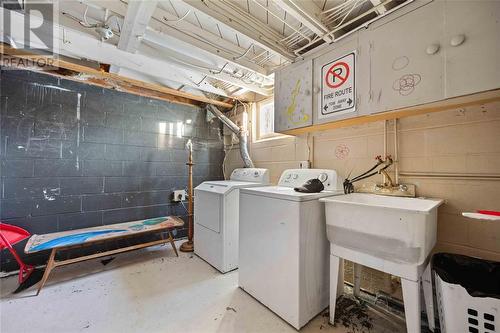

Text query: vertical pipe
(180, 140), (194, 252)
(394, 118), (399, 185)
(207, 104), (254, 168)
(383, 120), (388, 184)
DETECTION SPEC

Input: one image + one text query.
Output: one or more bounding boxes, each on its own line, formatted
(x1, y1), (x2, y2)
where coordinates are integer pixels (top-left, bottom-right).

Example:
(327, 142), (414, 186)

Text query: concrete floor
(1, 241), (406, 333)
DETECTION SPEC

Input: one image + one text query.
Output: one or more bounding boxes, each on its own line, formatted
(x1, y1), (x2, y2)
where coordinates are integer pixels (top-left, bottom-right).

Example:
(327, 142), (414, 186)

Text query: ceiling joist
(71, 1), (273, 95)
(1, 45), (234, 109)
(369, 0), (388, 15)
(272, 0), (332, 43)
(179, 0), (296, 62)
(1, 7), (264, 97)
(110, 0), (158, 73)
(152, 6), (269, 76)
(142, 31), (272, 96)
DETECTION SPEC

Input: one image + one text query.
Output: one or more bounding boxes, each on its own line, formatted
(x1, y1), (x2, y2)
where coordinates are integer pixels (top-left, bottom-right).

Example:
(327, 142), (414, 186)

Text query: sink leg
(329, 255), (343, 325)
(337, 258), (344, 298)
(353, 263), (362, 298)
(422, 263), (435, 332)
(401, 278), (422, 333)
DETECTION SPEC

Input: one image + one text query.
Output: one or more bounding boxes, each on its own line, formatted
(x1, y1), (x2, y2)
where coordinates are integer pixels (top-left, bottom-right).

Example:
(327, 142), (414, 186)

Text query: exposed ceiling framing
(1, 0), (413, 103)
(1, 45), (234, 108)
(110, 0), (159, 74)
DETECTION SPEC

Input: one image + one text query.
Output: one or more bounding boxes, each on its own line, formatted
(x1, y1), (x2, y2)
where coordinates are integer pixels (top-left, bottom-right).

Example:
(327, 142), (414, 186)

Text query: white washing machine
(194, 168), (269, 273)
(238, 169), (344, 329)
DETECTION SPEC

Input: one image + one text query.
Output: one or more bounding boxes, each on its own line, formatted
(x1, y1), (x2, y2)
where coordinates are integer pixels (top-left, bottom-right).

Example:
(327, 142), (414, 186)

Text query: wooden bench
(24, 216), (184, 295)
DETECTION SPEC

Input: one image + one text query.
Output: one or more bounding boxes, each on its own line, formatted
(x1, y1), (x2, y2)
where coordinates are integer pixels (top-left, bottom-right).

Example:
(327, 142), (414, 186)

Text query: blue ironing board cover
(25, 216), (184, 253)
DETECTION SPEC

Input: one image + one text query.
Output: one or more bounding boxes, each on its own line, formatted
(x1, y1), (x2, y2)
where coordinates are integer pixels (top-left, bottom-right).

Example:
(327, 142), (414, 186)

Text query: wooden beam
(1, 45), (234, 108)
(117, 0), (158, 52)
(281, 89), (500, 136)
(110, 0), (158, 73)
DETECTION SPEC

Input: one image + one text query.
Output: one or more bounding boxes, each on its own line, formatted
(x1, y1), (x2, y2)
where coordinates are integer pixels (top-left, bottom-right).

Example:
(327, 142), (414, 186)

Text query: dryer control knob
(318, 173), (328, 182)
(254, 171), (259, 177)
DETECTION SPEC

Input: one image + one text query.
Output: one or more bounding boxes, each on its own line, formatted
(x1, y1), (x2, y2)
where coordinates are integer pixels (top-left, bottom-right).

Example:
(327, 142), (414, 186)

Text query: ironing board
(24, 216), (184, 295)
(0, 223), (34, 284)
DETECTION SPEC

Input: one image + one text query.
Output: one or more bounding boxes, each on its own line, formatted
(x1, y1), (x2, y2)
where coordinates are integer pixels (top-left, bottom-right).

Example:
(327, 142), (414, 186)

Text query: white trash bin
(433, 253), (499, 333)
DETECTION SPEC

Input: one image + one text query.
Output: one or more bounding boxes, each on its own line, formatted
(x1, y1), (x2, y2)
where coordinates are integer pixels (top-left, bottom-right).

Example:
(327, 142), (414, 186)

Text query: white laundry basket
(433, 253), (500, 333)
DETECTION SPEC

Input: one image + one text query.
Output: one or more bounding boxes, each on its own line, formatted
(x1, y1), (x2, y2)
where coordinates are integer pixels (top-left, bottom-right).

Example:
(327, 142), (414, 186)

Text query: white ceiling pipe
(294, 0), (414, 56)
(249, 0), (312, 42)
(324, 0), (401, 40)
(152, 6), (271, 75)
(272, 0), (333, 43)
(322, 0), (359, 14)
(180, 0), (296, 61)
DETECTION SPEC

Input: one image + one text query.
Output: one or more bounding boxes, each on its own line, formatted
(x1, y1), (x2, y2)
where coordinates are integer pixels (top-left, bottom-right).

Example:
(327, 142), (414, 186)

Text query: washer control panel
(278, 169), (342, 191)
(230, 168), (270, 183)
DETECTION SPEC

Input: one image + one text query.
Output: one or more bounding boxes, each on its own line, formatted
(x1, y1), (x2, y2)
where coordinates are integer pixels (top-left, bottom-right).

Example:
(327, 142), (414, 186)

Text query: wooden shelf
(280, 89), (500, 136)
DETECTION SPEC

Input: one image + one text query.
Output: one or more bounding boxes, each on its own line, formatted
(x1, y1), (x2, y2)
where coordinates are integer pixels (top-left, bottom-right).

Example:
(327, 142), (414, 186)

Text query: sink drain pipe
(207, 104), (254, 168)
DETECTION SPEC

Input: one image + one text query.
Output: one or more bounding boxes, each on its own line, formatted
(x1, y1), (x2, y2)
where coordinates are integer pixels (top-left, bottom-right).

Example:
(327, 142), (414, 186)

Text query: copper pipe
(399, 172), (500, 181)
(394, 119), (399, 185)
(180, 140), (194, 252)
(383, 120), (388, 184)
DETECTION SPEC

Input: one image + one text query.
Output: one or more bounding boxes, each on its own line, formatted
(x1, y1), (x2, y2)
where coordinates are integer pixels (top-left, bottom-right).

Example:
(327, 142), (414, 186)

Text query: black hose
(350, 160), (383, 182)
(343, 158), (391, 194)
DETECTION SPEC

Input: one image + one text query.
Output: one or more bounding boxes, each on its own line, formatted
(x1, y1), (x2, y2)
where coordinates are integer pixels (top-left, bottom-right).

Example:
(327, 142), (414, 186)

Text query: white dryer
(238, 169), (344, 329)
(194, 168), (269, 273)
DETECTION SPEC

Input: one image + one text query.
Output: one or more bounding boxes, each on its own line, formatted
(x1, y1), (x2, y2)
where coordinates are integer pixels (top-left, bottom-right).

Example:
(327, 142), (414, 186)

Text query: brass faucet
(376, 155), (394, 187)
(356, 155), (416, 197)
(379, 169), (394, 187)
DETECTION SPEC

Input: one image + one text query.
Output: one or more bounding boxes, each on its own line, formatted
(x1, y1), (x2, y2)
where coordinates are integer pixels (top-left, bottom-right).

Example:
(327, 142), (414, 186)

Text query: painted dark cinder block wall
(0, 69), (224, 272)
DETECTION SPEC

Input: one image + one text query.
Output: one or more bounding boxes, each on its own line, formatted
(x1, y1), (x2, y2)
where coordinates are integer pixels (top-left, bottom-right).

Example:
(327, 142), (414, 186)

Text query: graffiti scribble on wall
(393, 74), (421, 96)
(287, 79), (309, 125)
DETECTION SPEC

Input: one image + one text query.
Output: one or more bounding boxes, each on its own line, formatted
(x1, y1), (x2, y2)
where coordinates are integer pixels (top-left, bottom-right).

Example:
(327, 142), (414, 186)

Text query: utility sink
(320, 193), (444, 268)
(322, 193), (444, 332)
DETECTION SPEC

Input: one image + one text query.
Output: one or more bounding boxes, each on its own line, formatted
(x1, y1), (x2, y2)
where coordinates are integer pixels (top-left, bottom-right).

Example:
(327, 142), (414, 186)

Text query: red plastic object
(477, 210), (500, 217)
(0, 223), (34, 284)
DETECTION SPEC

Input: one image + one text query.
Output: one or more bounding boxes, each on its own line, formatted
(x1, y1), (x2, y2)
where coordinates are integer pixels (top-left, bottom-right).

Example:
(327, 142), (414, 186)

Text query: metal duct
(206, 104), (254, 168)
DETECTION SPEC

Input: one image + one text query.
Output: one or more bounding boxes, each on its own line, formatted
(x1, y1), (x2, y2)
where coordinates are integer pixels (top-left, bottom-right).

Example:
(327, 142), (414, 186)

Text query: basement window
(255, 97), (281, 141)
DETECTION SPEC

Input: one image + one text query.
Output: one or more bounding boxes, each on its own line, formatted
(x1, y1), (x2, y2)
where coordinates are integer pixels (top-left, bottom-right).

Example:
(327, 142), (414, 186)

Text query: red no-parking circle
(325, 61), (350, 88)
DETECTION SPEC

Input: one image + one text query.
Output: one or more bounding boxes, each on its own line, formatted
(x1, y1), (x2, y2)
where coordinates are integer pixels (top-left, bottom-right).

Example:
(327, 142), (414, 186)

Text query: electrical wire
(163, 10), (191, 23)
(233, 43), (254, 61)
(180, 200), (189, 214)
(105, 15), (122, 32)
